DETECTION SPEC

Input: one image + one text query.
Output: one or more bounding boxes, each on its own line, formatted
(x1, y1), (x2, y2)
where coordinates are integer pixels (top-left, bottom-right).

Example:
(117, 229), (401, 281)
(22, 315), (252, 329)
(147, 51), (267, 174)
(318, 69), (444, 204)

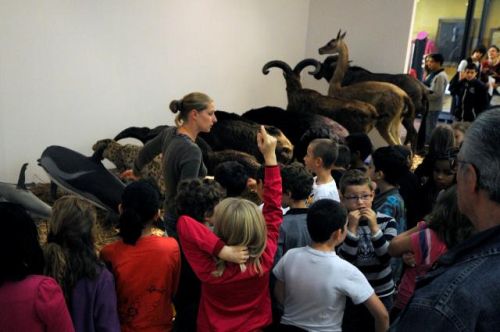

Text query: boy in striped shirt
(338, 169), (397, 332)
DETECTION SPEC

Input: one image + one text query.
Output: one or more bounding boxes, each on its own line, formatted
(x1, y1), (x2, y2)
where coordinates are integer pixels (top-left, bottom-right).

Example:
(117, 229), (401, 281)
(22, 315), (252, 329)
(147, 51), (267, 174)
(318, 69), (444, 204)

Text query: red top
(394, 221), (448, 309)
(101, 236), (181, 332)
(177, 165), (282, 332)
(0, 275), (74, 332)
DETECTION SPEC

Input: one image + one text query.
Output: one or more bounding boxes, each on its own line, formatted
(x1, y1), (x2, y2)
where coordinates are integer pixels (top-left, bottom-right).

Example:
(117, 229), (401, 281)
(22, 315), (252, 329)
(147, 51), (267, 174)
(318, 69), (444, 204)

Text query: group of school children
(1, 121), (473, 332)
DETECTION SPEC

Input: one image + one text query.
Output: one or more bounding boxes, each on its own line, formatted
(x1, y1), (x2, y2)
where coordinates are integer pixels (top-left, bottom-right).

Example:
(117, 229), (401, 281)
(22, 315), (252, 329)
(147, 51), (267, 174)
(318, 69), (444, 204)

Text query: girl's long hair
(212, 198), (266, 277)
(44, 196), (100, 303)
(118, 180), (160, 245)
(425, 185), (474, 248)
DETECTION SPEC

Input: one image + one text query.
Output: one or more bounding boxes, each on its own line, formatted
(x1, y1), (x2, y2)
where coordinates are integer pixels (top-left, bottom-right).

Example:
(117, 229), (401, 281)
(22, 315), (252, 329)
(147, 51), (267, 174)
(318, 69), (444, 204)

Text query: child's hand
(347, 210), (361, 233)
(360, 208), (379, 234)
(218, 245), (249, 264)
(402, 252), (416, 267)
(256, 126), (277, 166)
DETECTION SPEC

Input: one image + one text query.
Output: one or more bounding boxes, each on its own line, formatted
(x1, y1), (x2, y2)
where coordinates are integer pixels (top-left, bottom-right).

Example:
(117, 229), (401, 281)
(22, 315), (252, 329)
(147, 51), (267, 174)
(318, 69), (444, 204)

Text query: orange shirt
(101, 236), (180, 332)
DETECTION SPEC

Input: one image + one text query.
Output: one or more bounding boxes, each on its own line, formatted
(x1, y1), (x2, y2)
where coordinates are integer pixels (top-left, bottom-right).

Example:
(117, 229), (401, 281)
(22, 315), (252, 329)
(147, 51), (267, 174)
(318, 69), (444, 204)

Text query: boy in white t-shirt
(273, 199), (389, 332)
(303, 138), (340, 202)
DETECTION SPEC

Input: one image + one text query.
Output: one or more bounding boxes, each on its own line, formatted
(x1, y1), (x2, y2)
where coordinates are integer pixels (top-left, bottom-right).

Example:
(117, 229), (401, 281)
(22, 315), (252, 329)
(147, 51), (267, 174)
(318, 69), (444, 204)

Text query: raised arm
(257, 126), (283, 263)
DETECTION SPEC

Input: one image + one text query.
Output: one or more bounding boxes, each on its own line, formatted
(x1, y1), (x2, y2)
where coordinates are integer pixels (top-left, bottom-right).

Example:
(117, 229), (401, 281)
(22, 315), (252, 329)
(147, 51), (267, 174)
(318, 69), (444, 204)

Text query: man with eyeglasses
(391, 110), (500, 331)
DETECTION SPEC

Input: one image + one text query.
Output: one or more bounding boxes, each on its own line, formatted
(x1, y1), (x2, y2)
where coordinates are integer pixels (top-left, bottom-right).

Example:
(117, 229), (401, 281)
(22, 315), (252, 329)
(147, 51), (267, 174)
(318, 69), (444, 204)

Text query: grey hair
(460, 110), (500, 203)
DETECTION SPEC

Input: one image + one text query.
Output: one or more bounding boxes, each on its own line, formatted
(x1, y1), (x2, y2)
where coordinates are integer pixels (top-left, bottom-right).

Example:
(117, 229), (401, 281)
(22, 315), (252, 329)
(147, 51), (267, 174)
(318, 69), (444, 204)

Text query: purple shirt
(71, 267), (120, 332)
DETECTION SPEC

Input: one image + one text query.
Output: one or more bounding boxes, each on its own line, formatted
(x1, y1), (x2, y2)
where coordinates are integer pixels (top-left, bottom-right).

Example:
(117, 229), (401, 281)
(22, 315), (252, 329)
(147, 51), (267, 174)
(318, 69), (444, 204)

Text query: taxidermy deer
(306, 55), (427, 150)
(318, 30), (415, 146)
(262, 60), (378, 135)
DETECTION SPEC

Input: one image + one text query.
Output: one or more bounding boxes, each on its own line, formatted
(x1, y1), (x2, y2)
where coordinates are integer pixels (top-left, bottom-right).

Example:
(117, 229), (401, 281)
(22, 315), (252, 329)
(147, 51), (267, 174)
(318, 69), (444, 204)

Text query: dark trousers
(342, 294), (393, 332)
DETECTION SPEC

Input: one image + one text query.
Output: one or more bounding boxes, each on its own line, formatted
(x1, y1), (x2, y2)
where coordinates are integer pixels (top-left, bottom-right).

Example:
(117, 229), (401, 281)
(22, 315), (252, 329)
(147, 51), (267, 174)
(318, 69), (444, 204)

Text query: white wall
(302, 0), (416, 94)
(0, 0), (310, 182)
(0, 0), (416, 183)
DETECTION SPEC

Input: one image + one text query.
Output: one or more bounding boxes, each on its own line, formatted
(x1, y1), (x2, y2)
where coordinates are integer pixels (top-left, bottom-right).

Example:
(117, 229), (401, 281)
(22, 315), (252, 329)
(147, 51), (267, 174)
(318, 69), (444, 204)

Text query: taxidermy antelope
(262, 60), (378, 135)
(308, 55), (428, 150)
(318, 30), (415, 146)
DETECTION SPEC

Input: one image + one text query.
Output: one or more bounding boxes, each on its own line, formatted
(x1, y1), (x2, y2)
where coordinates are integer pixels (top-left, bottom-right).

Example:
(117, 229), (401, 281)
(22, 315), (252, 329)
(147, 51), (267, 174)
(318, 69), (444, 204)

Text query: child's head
(471, 46), (487, 61)
(451, 122), (471, 148)
(214, 161), (249, 197)
(335, 144), (351, 170)
(47, 196), (97, 251)
(0, 202), (44, 285)
(463, 63), (478, 81)
(392, 145), (413, 170)
(426, 185), (473, 248)
(345, 133), (373, 169)
(303, 138), (338, 172)
(212, 197), (266, 276)
(307, 199), (347, 244)
(118, 180), (161, 245)
(44, 196), (99, 300)
(428, 124), (455, 157)
(432, 148), (458, 191)
(369, 146), (408, 186)
(253, 165), (266, 201)
(339, 169), (375, 211)
(281, 162), (314, 205)
(176, 178), (225, 224)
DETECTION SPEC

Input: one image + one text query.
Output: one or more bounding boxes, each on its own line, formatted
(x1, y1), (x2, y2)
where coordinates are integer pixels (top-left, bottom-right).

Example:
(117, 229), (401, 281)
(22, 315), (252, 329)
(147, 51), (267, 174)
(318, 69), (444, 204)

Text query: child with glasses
(338, 169), (397, 332)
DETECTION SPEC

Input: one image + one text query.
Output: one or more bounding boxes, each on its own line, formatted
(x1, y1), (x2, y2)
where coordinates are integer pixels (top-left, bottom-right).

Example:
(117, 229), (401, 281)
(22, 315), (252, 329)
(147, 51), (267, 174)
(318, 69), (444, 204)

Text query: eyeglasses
(344, 194), (372, 202)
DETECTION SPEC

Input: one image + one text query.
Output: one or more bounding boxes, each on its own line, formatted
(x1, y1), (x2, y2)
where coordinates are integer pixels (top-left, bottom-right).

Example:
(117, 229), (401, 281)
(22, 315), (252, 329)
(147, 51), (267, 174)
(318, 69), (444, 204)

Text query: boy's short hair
(176, 178), (225, 222)
(214, 161), (249, 197)
(281, 162), (314, 201)
(372, 146), (408, 186)
(464, 63), (477, 71)
(339, 169), (374, 194)
(335, 144), (351, 169)
(307, 199), (347, 243)
(428, 53), (444, 65)
(310, 138), (338, 168)
(346, 133), (373, 162)
(473, 46), (487, 56)
(255, 165), (265, 184)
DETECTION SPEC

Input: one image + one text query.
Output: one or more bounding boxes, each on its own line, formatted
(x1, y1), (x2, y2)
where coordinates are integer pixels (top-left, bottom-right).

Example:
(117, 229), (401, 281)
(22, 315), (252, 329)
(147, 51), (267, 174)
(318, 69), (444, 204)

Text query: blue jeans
(425, 111), (440, 144)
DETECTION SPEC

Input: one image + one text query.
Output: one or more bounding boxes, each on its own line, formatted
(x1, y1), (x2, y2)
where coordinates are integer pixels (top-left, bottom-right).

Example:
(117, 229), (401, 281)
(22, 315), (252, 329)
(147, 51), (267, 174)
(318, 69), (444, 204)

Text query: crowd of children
(1, 92), (486, 331)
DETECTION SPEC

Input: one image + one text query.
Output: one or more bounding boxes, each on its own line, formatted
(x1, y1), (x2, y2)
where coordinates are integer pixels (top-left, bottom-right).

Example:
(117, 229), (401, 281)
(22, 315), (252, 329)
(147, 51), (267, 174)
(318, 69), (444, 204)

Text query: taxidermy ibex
(262, 60), (378, 135)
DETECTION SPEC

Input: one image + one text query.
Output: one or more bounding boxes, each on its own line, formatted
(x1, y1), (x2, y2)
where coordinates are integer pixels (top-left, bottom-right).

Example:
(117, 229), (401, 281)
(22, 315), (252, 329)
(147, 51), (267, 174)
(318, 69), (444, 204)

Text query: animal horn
(293, 59), (321, 76)
(341, 31), (346, 39)
(337, 29), (341, 39)
(16, 163), (28, 190)
(262, 60), (293, 75)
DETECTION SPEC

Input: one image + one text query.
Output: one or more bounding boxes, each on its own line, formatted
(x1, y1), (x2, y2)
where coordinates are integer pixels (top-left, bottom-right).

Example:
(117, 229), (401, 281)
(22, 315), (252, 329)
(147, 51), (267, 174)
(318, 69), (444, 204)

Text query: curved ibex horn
(262, 60), (293, 75)
(293, 59), (321, 76)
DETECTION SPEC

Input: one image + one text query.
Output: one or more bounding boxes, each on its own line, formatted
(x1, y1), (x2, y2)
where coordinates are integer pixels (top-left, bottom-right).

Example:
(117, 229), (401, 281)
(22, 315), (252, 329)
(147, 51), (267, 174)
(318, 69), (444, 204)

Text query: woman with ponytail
(124, 92), (217, 235)
(44, 196), (120, 332)
(100, 180), (181, 332)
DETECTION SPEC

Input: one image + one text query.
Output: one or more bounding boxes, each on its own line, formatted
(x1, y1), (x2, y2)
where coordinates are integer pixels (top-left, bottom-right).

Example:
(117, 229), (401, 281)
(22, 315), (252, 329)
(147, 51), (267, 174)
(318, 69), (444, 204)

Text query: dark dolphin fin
(16, 163), (28, 190)
(39, 146), (125, 213)
(0, 163), (52, 219)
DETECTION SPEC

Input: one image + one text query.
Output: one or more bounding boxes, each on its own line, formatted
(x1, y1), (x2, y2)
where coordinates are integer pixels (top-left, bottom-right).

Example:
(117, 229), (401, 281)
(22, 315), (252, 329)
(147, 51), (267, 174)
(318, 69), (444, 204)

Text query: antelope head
(318, 29), (347, 55)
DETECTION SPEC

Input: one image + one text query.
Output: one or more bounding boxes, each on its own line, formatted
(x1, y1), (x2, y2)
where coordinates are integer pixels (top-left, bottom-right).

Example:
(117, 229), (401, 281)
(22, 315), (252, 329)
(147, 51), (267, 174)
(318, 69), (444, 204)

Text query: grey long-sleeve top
(133, 126), (207, 214)
(427, 70), (449, 112)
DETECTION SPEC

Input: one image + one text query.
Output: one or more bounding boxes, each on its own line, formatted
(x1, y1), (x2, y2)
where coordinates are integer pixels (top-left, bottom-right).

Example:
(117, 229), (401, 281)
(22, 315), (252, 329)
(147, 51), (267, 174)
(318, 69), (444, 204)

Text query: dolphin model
(0, 163), (52, 219)
(38, 146), (125, 213)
